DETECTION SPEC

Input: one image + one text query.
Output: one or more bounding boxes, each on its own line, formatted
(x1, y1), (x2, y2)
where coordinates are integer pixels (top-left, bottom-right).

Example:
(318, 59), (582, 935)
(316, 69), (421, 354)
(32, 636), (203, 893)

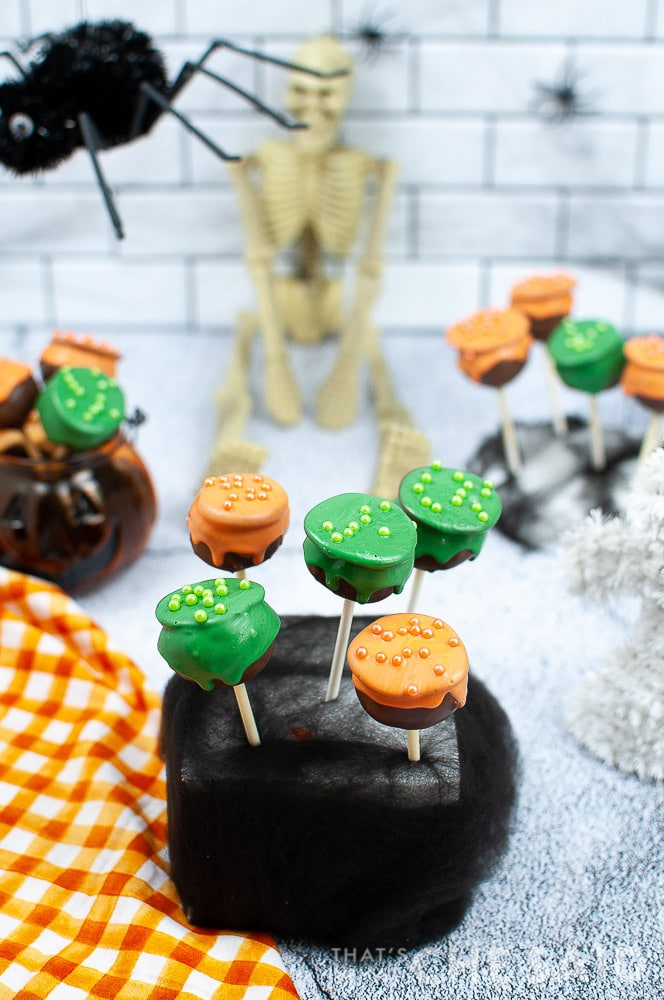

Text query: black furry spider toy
(0, 20), (346, 238)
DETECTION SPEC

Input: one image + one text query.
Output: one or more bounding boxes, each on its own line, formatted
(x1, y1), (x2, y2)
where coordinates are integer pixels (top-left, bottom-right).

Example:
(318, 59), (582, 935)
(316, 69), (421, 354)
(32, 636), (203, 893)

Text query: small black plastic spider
(347, 5), (406, 62)
(531, 55), (597, 125)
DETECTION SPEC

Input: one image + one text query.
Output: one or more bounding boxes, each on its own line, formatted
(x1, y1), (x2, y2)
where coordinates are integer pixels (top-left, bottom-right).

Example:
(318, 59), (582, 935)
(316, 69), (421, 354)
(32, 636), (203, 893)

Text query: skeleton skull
(285, 35), (354, 154)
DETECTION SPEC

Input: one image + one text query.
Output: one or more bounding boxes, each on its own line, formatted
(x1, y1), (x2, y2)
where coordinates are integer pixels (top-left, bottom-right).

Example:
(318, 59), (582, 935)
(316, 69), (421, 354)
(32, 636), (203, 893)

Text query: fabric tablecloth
(0, 567), (298, 1000)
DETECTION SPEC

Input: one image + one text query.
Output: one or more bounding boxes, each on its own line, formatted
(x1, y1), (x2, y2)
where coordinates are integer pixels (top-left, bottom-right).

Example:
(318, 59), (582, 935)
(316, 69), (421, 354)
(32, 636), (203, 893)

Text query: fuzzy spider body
(0, 21), (167, 174)
(0, 20), (343, 237)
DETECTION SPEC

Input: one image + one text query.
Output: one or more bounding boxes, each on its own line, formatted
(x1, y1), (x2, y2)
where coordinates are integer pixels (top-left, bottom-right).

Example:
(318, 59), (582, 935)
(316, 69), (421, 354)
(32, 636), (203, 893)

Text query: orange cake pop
(347, 612), (469, 761)
(39, 330), (121, 379)
(187, 473), (290, 573)
(446, 309), (533, 475)
(510, 272), (576, 341)
(622, 335), (664, 415)
(446, 308), (532, 388)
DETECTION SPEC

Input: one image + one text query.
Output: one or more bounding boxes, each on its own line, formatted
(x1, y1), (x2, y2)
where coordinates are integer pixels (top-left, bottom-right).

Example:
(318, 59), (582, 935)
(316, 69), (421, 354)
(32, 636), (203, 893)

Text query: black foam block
(161, 615), (518, 949)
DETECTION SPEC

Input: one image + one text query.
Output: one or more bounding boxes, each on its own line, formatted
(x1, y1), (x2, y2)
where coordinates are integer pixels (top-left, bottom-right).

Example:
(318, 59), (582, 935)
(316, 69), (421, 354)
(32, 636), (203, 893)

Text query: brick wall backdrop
(1, 0), (664, 334)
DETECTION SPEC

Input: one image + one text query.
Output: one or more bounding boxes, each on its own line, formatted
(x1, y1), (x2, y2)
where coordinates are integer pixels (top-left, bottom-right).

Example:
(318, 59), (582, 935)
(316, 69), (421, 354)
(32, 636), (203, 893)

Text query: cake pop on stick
(398, 462), (502, 613)
(547, 319), (625, 471)
(187, 472), (290, 573)
(303, 493), (417, 701)
(155, 576), (280, 746)
(36, 365), (125, 451)
(445, 309), (533, 477)
(620, 334), (664, 474)
(510, 273), (576, 436)
(347, 613), (469, 762)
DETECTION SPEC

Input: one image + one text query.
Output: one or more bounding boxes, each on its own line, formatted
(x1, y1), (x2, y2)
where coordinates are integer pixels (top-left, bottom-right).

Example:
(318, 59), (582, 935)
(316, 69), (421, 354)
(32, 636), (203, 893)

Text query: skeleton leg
(227, 162), (302, 426)
(207, 311), (268, 476)
(316, 160), (398, 429)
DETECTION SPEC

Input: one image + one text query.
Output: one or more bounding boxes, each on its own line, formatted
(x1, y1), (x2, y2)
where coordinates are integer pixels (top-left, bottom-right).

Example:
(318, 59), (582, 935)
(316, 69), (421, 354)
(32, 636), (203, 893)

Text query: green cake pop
(37, 366), (125, 451)
(156, 576), (280, 745)
(399, 462), (502, 611)
(548, 319), (626, 469)
(304, 492), (417, 701)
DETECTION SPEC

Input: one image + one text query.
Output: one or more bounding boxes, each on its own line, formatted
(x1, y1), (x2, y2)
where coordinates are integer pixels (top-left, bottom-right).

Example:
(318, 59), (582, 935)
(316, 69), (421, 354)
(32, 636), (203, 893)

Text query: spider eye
(8, 113), (34, 140)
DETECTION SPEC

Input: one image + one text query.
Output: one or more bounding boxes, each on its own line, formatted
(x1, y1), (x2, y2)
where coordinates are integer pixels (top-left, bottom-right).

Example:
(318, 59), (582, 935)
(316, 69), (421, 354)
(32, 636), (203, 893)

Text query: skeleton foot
(316, 355), (361, 429)
(371, 420), (431, 498)
(565, 650), (664, 781)
(207, 438), (268, 477)
(264, 356), (302, 426)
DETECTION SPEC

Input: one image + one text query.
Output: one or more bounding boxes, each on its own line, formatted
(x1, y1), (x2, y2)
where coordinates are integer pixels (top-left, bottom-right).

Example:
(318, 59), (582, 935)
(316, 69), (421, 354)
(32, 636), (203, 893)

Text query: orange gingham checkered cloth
(0, 568), (299, 1000)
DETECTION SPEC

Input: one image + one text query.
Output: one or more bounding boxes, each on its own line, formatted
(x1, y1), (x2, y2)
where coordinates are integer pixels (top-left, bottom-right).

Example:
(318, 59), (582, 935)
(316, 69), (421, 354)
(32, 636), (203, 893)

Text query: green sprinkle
(216, 584), (228, 597)
(483, 480), (493, 489)
(431, 460), (442, 471)
(456, 488), (467, 498)
(471, 502), (483, 512)
(322, 520), (334, 532)
(379, 500), (392, 511)
(331, 531), (344, 543)
(193, 585), (205, 596)
(453, 471), (465, 482)
(182, 585), (193, 594)
(413, 483), (425, 494)
(343, 527), (354, 537)
(215, 603), (227, 615)
(360, 514), (371, 525)
(378, 526), (391, 537)
(168, 598), (181, 612)
(360, 505), (371, 515)
(420, 496), (432, 508)
(239, 579), (251, 590)
(431, 502), (442, 513)
(451, 496), (463, 507)
(202, 596), (215, 607)
(194, 609), (207, 623)
(478, 511), (489, 522)
(463, 480), (473, 490)
(421, 472), (432, 484)
(481, 488), (492, 498)
(185, 594), (198, 606)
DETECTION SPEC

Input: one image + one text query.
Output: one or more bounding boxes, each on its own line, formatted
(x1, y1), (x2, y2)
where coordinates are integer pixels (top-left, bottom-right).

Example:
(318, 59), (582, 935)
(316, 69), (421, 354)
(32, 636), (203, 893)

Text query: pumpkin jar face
(0, 433), (156, 591)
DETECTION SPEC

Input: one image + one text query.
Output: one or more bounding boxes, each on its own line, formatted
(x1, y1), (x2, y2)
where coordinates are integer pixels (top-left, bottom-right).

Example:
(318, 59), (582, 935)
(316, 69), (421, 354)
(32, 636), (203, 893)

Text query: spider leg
(180, 62), (306, 130)
(77, 112), (124, 240)
(135, 81), (241, 161)
(0, 51), (27, 77)
(194, 38), (349, 79)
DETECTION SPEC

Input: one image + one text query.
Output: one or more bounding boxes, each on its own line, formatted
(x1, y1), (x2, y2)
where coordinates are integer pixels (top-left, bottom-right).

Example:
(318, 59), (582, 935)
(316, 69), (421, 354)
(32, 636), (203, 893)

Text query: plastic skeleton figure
(209, 35), (429, 492)
(563, 447), (664, 781)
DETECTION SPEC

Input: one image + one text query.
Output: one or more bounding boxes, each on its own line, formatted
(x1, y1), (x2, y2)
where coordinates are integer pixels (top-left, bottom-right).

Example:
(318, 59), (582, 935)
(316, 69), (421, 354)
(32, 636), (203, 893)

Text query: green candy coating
(155, 576), (280, 691)
(399, 463), (502, 566)
(303, 492), (416, 604)
(37, 366), (125, 450)
(547, 319), (625, 394)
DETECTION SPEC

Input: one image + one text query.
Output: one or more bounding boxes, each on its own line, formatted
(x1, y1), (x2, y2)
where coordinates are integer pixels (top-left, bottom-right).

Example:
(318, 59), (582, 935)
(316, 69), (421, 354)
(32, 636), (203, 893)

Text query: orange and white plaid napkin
(0, 568), (299, 1000)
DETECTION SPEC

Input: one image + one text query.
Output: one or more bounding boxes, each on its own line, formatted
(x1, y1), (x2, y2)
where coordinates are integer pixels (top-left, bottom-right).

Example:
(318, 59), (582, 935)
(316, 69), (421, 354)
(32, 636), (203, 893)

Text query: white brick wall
(0, 0), (663, 333)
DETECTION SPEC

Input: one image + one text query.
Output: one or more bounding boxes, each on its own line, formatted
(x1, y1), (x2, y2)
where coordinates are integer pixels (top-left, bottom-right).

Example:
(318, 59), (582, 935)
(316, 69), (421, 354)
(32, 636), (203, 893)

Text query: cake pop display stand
(468, 418), (640, 550)
(160, 615), (518, 950)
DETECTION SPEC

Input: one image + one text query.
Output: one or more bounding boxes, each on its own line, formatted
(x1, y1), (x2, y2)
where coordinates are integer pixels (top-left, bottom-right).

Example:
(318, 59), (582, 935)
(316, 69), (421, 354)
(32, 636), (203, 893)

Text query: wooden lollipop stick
(543, 348), (568, 436)
(325, 597), (355, 702)
(497, 387), (522, 476)
(407, 730), (421, 762)
(636, 414), (662, 477)
(407, 568), (425, 615)
(588, 395), (606, 471)
(233, 683), (261, 746)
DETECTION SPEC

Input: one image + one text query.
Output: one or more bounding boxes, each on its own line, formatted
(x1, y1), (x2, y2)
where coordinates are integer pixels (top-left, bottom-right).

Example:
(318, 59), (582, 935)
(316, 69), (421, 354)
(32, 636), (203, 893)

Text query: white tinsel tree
(562, 447), (664, 782)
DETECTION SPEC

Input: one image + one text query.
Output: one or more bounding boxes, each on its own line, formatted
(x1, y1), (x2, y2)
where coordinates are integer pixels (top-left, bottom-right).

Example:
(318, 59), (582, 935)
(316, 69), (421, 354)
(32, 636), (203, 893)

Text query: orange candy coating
(187, 473), (290, 569)
(446, 308), (532, 385)
(621, 335), (664, 412)
(347, 613), (469, 712)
